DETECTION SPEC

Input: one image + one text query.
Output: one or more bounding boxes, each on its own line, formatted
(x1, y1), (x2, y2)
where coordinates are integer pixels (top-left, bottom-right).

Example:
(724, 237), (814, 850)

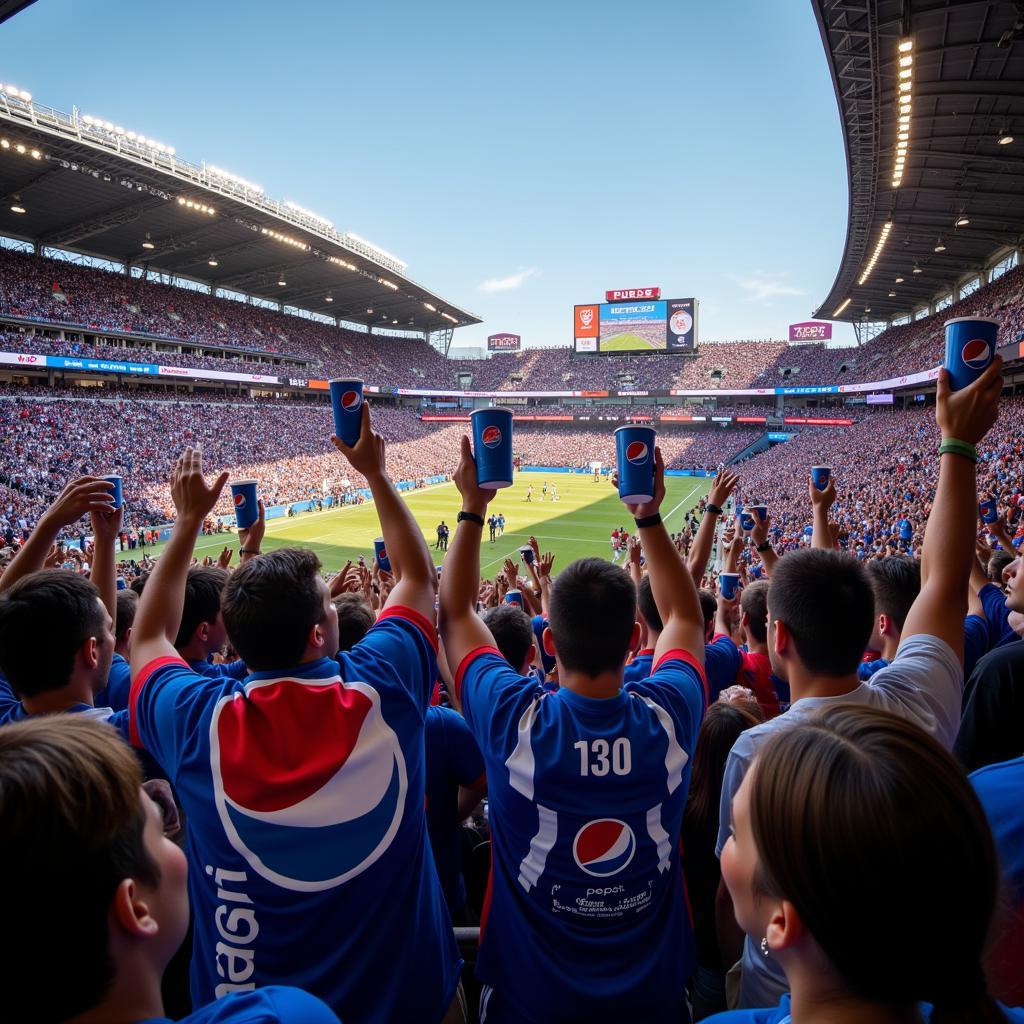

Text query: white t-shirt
(715, 633), (963, 1009)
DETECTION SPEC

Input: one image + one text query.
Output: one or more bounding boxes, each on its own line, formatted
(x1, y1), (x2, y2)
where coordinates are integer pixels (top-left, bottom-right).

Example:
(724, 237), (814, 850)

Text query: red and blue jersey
(457, 646), (706, 1023)
(130, 607), (461, 1024)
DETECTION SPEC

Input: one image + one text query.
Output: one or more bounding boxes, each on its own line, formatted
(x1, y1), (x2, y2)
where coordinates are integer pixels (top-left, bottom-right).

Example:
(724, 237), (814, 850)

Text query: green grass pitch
(117, 471), (712, 574)
(599, 332), (665, 352)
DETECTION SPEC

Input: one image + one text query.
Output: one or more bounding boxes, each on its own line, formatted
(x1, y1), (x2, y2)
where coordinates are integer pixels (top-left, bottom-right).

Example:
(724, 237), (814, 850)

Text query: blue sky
(1, 0), (855, 347)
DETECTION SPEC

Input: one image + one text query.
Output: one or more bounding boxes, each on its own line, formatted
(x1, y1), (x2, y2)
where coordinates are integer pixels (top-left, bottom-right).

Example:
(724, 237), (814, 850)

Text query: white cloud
(478, 267), (538, 293)
(733, 272), (805, 302)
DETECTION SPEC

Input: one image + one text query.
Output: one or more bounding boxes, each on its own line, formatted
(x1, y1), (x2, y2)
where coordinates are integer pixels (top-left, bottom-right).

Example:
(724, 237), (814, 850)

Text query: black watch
(756, 541), (773, 553)
(457, 510), (485, 527)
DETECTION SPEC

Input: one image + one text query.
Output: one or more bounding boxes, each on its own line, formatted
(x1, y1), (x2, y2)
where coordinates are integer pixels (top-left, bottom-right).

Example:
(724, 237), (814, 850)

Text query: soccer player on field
(439, 437), (706, 1023)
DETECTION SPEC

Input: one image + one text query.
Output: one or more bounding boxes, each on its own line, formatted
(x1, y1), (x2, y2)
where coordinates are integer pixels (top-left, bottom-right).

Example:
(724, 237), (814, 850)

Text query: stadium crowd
(1, 346), (1023, 1024)
(3, 248), (1022, 396)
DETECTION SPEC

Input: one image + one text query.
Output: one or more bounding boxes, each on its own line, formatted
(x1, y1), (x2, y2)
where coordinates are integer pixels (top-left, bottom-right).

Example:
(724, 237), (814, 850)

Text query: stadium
(0, 0), (1023, 1023)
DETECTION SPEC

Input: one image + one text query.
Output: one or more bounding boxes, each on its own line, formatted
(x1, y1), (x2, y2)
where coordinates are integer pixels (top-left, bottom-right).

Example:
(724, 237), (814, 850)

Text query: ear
(123, 626), (133, 647)
(542, 626), (556, 658)
(772, 618), (790, 658)
(765, 897), (807, 955)
(740, 611), (751, 629)
(878, 612), (892, 638)
(110, 878), (159, 940)
(197, 621), (209, 643)
(308, 619), (328, 653)
(629, 620), (642, 654)
(81, 635), (100, 671)
(522, 642), (538, 676)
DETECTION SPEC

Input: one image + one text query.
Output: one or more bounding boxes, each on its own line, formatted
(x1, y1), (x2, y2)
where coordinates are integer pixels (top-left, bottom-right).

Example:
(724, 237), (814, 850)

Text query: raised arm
(333, 403), (436, 623)
(900, 359), (1003, 657)
(750, 511), (779, 577)
(438, 435), (499, 673)
(810, 474), (837, 550)
(89, 501), (124, 633)
(131, 448), (229, 675)
(0, 477), (116, 593)
(687, 469), (738, 585)
(626, 449), (705, 665)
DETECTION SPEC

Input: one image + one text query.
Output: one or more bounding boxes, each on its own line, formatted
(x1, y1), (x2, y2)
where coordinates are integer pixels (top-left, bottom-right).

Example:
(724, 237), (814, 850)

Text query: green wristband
(938, 439), (977, 463)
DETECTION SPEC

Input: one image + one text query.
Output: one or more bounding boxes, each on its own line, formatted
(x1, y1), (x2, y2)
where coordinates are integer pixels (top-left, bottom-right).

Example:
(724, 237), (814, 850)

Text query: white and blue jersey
(457, 646), (706, 1023)
(130, 607), (461, 1024)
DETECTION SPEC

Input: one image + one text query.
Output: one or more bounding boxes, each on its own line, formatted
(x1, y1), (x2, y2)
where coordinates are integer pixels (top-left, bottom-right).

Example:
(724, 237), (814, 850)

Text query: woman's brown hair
(750, 704), (1003, 1023)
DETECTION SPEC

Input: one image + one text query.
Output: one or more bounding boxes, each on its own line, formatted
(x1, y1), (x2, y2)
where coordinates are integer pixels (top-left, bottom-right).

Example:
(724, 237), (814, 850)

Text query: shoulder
(177, 986), (340, 1023)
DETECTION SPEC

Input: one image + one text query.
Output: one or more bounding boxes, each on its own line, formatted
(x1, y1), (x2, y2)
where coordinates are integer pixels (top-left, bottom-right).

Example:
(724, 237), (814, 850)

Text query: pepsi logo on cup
(233, 492), (247, 509)
(210, 677), (407, 891)
(962, 338), (992, 370)
(573, 819), (637, 878)
(625, 441), (649, 466)
(377, 544), (386, 560)
(341, 390), (362, 411)
(481, 425), (503, 449)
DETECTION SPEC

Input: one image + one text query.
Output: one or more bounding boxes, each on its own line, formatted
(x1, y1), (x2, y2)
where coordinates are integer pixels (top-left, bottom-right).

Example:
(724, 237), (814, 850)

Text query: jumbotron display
(573, 292), (698, 355)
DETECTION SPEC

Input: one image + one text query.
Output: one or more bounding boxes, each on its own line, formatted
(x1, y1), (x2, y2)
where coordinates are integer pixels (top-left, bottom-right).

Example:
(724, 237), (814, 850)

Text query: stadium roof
(0, 90), (481, 334)
(812, 0), (1024, 324)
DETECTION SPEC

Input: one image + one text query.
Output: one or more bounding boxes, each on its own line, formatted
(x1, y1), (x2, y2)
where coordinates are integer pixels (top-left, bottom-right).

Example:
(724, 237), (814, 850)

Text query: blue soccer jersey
(96, 652), (132, 711)
(130, 607), (461, 1024)
(622, 648), (655, 684)
(139, 985), (339, 1023)
(458, 646), (706, 1024)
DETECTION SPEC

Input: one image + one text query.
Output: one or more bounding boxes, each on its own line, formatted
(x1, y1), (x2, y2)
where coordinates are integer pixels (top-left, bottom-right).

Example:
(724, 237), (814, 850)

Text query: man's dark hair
(0, 571), (106, 697)
(635, 575), (663, 635)
(698, 589), (718, 628)
(482, 604), (535, 671)
(222, 548), (326, 670)
(129, 573), (149, 596)
(333, 593), (374, 653)
(768, 549), (874, 677)
(988, 550), (1013, 584)
(740, 579), (770, 643)
(174, 566), (229, 649)
(0, 716), (160, 1021)
(866, 556), (921, 633)
(115, 589), (138, 645)
(549, 558), (636, 676)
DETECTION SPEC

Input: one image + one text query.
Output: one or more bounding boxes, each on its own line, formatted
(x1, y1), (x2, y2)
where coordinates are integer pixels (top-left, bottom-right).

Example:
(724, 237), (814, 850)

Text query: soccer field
(600, 332), (665, 352)
(116, 471), (712, 574)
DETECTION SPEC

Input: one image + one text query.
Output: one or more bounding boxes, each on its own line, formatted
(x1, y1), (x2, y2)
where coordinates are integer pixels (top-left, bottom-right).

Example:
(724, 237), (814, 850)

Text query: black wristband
(239, 548), (261, 555)
(756, 541), (773, 553)
(457, 510), (485, 527)
(706, 503), (723, 515)
(634, 513), (662, 529)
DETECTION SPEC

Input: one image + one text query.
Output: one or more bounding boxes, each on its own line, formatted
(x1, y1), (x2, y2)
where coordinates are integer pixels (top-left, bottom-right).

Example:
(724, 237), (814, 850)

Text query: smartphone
(519, 545), (534, 566)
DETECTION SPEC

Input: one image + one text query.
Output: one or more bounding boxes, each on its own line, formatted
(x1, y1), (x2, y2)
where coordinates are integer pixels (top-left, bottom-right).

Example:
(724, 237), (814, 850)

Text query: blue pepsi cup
(329, 378), (364, 447)
(979, 498), (998, 524)
(101, 474), (123, 510)
(811, 466), (831, 491)
(944, 317), (998, 392)
(505, 589), (524, 608)
(739, 512), (756, 532)
(751, 505), (768, 523)
(720, 572), (740, 600)
(470, 407), (514, 489)
(230, 479), (259, 530)
(374, 537), (391, 573)
(614, 424), (656, 504)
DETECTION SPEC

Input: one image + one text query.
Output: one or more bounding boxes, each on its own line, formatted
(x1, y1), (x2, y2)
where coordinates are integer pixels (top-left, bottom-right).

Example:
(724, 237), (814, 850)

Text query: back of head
(482, 604), (535, 671)
(549, 557), (636, 677)
(685, 701), (761, 837)
(768, 549), (873, 676)
(636, 575), (663, 634)
(129, 573), (148, 596)
(222, 548), (325, 670)
(866, 556), (921, 632)
(751, 705), (1002, 1021)
(115, 588), (139, 645)
(698, 589), (717, 631)
(0, 570), (104, 697)
(333, 593), (374, 653)
(0, 716), (158, 1021)
(988, 550), (1013, 584)
(740, 579), (770, 643)
(174, 566), (229, 649)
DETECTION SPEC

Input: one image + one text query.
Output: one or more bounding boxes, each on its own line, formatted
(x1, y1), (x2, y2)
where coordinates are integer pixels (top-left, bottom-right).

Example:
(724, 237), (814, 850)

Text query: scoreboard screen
(574, 298), (697, 355)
